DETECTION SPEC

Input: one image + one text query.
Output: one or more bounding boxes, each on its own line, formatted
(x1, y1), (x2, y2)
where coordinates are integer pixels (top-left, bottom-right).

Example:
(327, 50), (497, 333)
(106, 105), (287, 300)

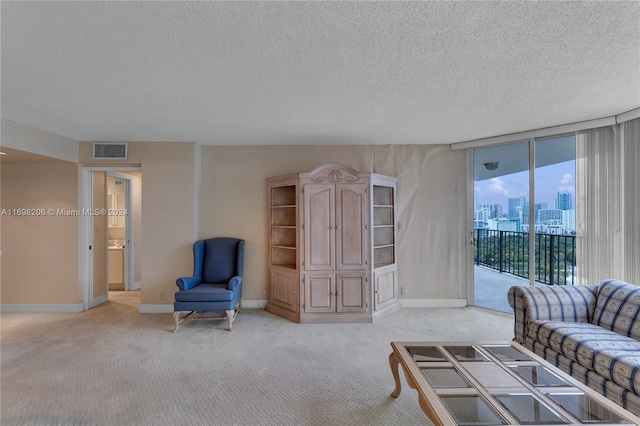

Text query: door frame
(468, 134), (577, 309)
(81, 166), (141, 310)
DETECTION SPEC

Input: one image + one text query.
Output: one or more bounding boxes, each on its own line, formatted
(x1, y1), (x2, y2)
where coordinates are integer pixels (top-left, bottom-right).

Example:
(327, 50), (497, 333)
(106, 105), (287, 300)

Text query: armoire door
(336, 272), (367, 313)
(336, 184), (367, 270)
(304, 184), (335, 271)
(304, 272), (335, 313)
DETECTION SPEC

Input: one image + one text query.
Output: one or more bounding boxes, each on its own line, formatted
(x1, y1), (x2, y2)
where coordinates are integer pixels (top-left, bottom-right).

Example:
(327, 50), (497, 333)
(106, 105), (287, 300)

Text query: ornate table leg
(389, 352), (402, 398)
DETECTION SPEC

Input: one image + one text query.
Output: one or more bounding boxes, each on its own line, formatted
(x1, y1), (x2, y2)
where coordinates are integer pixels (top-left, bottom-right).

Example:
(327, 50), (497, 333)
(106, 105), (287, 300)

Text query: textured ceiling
(1, 1), (639, 146)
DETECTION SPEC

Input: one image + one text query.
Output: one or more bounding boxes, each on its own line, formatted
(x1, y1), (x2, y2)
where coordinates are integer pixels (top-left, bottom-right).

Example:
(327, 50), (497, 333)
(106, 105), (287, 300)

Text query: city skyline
(474, 160), (576, 213)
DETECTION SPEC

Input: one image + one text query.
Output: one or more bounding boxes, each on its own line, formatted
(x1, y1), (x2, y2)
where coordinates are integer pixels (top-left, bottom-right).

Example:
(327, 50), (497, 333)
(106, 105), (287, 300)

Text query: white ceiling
(1, 1), (639, 146)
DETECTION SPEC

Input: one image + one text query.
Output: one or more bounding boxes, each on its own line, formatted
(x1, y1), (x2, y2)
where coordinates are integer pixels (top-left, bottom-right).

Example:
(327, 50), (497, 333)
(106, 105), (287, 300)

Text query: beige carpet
(1, 292), (514, 425)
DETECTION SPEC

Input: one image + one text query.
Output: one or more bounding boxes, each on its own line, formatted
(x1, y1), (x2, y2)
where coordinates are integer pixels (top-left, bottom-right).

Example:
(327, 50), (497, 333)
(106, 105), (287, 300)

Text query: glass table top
(510, 365), (569, 387)
(445, 345), (490, 362)
(548, 393), (630, 424)
(485, 345), (532, 362)
(441, 395), (506, 425)
(407, 346), (446, 362)
(421, 367), (471, 388)
(493, 393), (567, 424)
(392, 342), (640, 425)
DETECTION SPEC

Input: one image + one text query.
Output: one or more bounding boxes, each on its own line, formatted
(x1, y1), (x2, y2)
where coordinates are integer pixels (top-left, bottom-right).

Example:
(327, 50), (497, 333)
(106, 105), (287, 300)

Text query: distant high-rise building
(476, 207), (490, 222)
(534, 203), (547, 221)
(478, 203), (503, 220)
(562, 210), (576, 234)
(556, 192), (572, 210)
(508, 196), (526, 218)
(496, 219), (520, 232)
(489, 203), (502, 219)
(539, 209), (562, 223)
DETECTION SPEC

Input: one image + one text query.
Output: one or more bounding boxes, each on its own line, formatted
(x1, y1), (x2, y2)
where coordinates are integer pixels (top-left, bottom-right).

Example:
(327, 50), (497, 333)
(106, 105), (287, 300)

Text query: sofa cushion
(526, 339), (640, 415)
(593, 280), (640, 340)
(593, 349), (640, 394)
(175, 283), (233, 302)
(528, 320), (640, 393)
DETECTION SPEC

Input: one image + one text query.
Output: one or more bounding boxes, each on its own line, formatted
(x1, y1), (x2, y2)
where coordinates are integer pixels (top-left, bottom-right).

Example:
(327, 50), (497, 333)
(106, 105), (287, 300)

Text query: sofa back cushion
(593, 279), (640, 340)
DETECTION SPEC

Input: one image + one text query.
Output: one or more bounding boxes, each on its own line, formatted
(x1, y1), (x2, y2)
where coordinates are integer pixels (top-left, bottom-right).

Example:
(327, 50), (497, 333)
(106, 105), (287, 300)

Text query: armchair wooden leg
(173, 311), (181, 333)
(226, 310), (234, 331)
(173, 311), (194, 333)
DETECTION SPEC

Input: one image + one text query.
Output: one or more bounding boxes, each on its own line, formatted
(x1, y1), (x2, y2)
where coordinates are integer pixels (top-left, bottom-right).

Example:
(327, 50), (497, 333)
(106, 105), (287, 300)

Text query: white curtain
(576, 117), (640, 285)
(622, 118), (640, 284)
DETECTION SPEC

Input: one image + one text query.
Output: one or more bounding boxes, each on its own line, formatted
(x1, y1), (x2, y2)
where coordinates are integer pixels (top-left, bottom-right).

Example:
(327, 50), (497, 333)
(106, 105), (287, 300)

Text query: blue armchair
(173, 237), (245, 332)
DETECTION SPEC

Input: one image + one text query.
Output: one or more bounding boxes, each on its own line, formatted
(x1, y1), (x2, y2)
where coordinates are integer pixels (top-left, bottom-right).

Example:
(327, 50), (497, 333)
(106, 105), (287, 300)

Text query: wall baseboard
(93, 294), (108, 306)
(399, 299), (467, 308)
(0, 299), (478, 314)
(0, 303), (84, 313)
(242, 299), (267, 309)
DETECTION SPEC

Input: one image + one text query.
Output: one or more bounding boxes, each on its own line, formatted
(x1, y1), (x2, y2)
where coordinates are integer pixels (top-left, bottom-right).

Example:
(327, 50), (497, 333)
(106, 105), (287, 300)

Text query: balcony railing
(474, 229), (576, 285)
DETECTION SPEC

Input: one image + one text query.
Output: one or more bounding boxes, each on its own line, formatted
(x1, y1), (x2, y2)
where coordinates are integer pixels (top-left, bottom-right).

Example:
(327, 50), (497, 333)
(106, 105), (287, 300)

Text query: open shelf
(272, 185), (296, 207)
(272, 246), (297, 269)
(272, 227), (296, 247)
(374, 206), (394, 226)
(270, 184), (298, 270)
(373, 185), (395, 269)
(374, 226), (394, 247)
(373, 186), (393, 206)
(272, 207), (296, 226)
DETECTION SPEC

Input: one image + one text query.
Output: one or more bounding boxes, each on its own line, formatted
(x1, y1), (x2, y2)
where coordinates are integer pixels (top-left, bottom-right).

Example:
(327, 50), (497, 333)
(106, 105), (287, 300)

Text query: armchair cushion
(175, 284), (233, 302)
(202, 238), (241, 283)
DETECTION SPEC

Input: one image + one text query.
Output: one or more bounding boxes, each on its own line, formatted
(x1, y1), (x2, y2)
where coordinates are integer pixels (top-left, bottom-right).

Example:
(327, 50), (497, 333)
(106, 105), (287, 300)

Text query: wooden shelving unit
(267, 165), (399, 323)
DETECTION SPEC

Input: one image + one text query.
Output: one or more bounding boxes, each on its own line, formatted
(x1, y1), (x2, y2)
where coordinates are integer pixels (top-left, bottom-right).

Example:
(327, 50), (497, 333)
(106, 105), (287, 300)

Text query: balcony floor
(473, 265), (531, 313)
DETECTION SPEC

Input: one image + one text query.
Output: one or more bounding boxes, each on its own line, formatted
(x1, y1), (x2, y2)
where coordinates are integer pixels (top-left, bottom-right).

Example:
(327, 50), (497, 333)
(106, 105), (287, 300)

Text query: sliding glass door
(472, 135), (577, 312)
(534, 136), (577, 287)
(473, 141), (530, 312)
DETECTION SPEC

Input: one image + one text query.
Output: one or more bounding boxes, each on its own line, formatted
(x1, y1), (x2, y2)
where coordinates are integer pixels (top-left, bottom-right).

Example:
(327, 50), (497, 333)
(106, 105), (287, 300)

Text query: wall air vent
(93, 143), (128, 160)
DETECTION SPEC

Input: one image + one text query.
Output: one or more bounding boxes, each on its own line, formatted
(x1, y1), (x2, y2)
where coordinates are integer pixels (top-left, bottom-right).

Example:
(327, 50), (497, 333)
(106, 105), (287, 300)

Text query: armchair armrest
(508, 285), (597, 344)
(228, 275), (243, 291)
(176, 276), (202, 291)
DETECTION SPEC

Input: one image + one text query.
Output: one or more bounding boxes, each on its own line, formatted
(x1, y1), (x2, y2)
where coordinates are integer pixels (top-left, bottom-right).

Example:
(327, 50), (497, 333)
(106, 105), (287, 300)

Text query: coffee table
(389, 341), (640, 425)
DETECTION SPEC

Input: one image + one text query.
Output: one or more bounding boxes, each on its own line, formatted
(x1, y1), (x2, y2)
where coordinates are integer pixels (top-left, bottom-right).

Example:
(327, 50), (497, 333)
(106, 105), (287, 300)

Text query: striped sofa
(508, 279), (640, 416)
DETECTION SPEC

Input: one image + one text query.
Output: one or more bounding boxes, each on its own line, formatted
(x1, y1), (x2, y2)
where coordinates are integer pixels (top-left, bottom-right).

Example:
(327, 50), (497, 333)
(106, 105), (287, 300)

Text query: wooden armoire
(266, 164), (399, 323)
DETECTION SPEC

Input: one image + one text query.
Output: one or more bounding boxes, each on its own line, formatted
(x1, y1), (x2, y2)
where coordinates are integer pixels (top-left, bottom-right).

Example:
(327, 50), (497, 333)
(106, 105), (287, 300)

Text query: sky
(475, 160), (576, 211)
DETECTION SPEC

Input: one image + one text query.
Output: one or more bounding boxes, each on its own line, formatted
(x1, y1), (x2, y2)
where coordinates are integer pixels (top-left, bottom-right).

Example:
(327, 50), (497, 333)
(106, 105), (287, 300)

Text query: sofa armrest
(508, 285), (598, 344)
(228, 276), (243, 291)
(176, 276), (202, 291)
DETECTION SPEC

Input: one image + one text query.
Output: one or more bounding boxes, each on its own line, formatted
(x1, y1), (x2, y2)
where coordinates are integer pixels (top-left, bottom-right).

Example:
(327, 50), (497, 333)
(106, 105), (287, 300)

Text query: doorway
(107, 173), (141, 293)
(82, 167), (141, 310)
